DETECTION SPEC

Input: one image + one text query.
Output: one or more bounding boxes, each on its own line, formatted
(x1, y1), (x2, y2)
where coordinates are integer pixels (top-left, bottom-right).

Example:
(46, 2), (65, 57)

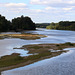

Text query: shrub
(64, 42), (74, 46)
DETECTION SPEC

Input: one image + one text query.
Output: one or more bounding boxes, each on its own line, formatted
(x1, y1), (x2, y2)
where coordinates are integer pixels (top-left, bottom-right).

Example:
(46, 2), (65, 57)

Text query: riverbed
(0, 28), (75, 75)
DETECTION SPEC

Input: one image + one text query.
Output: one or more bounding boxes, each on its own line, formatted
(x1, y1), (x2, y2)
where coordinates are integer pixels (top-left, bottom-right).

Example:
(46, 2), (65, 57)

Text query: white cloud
(63, 7), (72, 11)
(0, 3), (28, 15)
(68, 0), (75, 4)
(0, 1), (75, 22)
(45, 7), (55, 10)
(63, 6), (75, 11)
(30, 0), (41, 4)
(0, 3), (27, 8)
(35, 9), (44, 13)
(6, 3), (27, 7)
(30, 0), (75, 8)
(30, 0), (75, 4)
(30, 0), (62, 4)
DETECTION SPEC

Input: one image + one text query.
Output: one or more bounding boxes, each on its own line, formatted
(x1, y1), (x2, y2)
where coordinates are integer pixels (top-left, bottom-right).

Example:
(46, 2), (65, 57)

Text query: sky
(0, 0), (75, 23)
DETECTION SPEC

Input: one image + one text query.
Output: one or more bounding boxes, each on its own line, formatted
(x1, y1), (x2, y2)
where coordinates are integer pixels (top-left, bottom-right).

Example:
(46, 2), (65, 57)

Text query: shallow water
(0, 28), (75, 75)
(2, 48), (75, 75)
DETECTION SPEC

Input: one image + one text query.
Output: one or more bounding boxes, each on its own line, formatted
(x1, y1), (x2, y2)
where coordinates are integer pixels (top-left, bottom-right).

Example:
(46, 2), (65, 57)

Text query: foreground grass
(0, 33), (46, 40)
(0, 42), (75, 73)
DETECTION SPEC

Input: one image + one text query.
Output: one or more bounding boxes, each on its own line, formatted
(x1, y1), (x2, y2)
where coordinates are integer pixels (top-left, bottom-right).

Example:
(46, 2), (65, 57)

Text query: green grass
(0, 54), (24, 67)
(28, 46), (44, 49)
(61, 42), (74, 46)
(0, 50), (65, 68)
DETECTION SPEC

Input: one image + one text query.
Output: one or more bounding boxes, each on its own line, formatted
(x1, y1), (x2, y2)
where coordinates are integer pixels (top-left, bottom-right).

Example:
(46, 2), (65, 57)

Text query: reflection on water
(14, 49), (32, 57)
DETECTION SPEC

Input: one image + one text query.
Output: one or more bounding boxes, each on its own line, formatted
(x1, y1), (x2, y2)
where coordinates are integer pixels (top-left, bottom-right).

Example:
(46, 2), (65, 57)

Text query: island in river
(0, 33), (46, 40)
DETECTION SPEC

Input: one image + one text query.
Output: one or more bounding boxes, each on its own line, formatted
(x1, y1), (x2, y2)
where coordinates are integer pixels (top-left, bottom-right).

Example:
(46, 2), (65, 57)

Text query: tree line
(0, 14), (36, 32)
(46, 21), (75, 31)
(36, 23), (50, 28)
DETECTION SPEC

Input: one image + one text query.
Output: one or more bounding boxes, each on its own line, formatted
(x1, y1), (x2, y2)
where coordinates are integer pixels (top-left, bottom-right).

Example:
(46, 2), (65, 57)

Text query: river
(1, 28), (75, 75)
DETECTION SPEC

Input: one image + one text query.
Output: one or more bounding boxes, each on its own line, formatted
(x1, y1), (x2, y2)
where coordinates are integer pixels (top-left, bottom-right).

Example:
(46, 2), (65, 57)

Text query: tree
(0, 14), (11, 32)
(46, 21), (75, 31)
(12, 16), (36, 31)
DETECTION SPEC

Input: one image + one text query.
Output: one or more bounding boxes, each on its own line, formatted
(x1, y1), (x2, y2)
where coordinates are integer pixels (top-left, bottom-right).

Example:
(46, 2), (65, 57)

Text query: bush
(56, 44), (60, 46)
(64, 42), (74, 46)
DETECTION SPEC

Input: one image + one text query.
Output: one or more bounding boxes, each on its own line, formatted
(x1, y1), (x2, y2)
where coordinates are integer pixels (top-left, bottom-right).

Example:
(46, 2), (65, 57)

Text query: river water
(1, 28), (75, 75)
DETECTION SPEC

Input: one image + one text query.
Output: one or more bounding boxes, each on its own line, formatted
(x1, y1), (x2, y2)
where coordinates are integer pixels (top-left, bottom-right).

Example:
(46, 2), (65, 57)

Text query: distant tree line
(36, 23), (50, 28)
(46, 21), (75, 31)
(0, 14), (36, 32)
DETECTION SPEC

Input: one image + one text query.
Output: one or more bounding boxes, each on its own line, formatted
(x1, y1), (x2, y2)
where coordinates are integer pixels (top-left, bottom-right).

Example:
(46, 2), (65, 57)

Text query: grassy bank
(0, 33), (46, 40)
(0, 42), (75, 74)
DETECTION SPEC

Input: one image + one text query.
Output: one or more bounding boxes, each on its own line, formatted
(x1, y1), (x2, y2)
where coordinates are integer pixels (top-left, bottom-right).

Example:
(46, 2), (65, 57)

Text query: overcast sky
(0, 0), (75, 23)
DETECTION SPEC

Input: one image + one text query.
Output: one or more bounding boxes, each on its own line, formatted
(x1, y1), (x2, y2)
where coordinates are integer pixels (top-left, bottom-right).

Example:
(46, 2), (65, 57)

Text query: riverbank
(0, 33), (46, 40)
(0, 42), (75, 74)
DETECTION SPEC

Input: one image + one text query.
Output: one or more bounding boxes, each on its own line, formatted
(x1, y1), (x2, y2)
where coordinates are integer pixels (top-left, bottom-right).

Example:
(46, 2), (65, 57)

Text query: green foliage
(56, 44), (60, 46)
(46, 21), (75, 31)
(46, 22), (59, 29)
(0, 54), (24, 67)
(0, 15), (11, 32)
(62, 42), (74, 46)
(29, 46), (43, 49)
(36, 23), (50, 28)
(12, 16), (36, 31)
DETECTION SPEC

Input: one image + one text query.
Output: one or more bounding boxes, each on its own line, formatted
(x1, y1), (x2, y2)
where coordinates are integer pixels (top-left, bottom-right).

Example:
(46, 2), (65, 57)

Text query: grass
(61, 42), (74, 46)
(0, 54), (24, 68)
(0, 51), (65, 69)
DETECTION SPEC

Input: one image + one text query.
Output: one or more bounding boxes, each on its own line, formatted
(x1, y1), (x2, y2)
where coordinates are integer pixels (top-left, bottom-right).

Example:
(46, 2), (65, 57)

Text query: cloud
(6, 3), (27, 8)
(45, 7), (55, 10)
(30, 0), (75, 8)
(63, 6), (75, 11)
(0, 1), (74, 22)
(0, 3), (28, 17)
(0, 3), (27, 8)
(30, 0), (62, 5)
(30, 0), (75, 16)
(63, 7), (72, 11)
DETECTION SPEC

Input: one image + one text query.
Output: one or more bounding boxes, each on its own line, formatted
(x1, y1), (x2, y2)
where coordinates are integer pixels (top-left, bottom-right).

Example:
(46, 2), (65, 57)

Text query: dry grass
(0, 33), (46, 40)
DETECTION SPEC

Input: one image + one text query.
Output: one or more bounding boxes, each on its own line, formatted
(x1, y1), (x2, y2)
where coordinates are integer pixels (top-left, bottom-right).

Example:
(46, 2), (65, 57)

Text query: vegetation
(46, 21), (75, 31)
(36, 23), (50, 28)
(0, 14), (36, 32)
(0, 15), (11, 32)
(0, 54), (24, 68)
(0, 33), (46, 40)
(12, 15), (36, 31)
(61, 42), (74, 46)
